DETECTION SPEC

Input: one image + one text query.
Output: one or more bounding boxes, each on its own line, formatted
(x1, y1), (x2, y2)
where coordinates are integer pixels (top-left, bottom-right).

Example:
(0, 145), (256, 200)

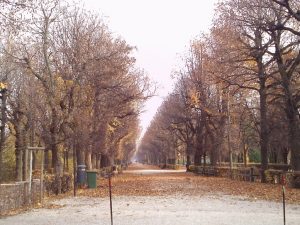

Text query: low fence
(0, 179), (41, 215)
(188, 165), (300, 188)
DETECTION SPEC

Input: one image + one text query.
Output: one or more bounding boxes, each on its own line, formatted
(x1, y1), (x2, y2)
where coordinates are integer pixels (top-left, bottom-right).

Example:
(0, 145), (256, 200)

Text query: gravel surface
(1, 194), (300, 225)
(1, 165), (300, 225)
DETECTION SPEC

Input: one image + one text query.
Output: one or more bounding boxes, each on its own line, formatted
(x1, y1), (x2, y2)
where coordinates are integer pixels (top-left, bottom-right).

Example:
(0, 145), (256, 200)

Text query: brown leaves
(77, 172), (300, 204)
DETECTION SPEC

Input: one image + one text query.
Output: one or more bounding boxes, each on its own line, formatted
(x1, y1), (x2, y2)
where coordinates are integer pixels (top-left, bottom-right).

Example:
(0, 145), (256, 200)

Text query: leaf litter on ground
(77, 170), (300, 204)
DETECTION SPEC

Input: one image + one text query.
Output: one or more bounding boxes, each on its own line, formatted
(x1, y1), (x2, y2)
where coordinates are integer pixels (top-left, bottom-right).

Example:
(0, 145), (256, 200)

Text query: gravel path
(1, 194), (300, 225)
(1, 165), (300, 225)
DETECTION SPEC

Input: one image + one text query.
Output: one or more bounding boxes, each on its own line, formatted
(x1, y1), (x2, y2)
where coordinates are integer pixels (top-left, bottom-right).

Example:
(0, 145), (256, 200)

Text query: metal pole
(40, 150), (44, 204)
(108, 175), (113, 225)
(282, 185), (286, 225)
(73, 146), (77, 197)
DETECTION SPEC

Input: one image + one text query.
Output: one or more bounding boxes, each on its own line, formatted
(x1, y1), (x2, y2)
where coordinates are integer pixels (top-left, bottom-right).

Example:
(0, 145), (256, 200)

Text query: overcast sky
(82, 0), (219, 137)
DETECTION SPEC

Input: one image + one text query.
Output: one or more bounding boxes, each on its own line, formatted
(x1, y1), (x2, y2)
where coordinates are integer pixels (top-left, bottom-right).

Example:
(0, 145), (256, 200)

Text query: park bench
(292, 171), (300, 188)
(239, 168), (259, 182)
(194, 166), (219, 176)
(203, 167), (217, 176)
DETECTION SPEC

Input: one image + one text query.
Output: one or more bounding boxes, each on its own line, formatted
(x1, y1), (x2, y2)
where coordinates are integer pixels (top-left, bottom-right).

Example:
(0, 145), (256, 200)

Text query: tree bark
(289, 114), (300, 171)
(96, 154), (101, 169)
(243, 143), (249, 167)
(50, 116), (61, 194)
(270, 19), (300, 169)
(44, 149), (49, 171)
(32, 151), (37, 170)
(15, 125), (23, 181)
(280, 71), (300, 171)
(259, 77), (269, 182)
(50, 107), (60, 172)
(85, 149), (92, 170)
(22, 146), (28, 181)
(0, 89), (7, 183)
(66, 151), (69, 171)
(91, 153), (96, 169)
(76, 146), (85, 166)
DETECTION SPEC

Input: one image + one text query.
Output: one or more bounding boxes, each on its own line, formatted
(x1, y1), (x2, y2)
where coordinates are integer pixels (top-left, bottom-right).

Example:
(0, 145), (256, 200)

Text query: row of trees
(137, 0), (300, 182)
(0, 0), (153, 183)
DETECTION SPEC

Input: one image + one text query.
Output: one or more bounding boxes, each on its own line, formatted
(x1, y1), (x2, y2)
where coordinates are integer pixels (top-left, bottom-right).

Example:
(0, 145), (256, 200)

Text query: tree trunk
(30, 120), (36, 170)
(50, 113), (59, 171)
(51, 138), (59, 172)
(210, 149), (217, 166)
(280, 74), (300, 171)
(76, 147), (85, 166)
(91, 153), (96, 169)
(15, 149), (23, 181)
(22, 146), (28, 181)
(0, 89), (7, 183)
(194, 123), (204, 166)
(85, 149), (92, 170)
(15, 125), (23, 181)
(44, 149), (49, 171)
(270, 21), (300, 170)
(289, 116), (300, 171)
(210, 133), (217, 166)
(50, 131), (62, 194)
(259, 79), (269, 182)
(32, 151), (37, 170)
(96, 154), (101, 169)
(194, 152), (202, 166)
(186, 142), (192, 168)
(282, 147), (288, 165)
(243, 143), (249, 167)
(66, 151), (69, 171)
(100, 154), (110, 168)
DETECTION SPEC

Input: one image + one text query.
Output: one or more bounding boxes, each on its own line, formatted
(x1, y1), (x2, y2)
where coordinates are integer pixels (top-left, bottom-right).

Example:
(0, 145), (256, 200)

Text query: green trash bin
(86, 171), (97, 188)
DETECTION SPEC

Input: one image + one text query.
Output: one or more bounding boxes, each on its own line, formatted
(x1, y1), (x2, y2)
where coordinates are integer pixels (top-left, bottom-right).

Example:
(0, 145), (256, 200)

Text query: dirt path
(1, 163), (300, 225)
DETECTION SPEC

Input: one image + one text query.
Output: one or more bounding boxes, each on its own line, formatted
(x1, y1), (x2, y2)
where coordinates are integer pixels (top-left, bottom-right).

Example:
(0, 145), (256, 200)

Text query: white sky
(82, 0), (219, 137)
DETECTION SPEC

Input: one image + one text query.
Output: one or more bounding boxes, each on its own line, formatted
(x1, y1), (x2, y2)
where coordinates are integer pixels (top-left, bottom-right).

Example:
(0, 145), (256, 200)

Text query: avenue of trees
(138, 0), (300, 182)
(0, 0), (153, 183)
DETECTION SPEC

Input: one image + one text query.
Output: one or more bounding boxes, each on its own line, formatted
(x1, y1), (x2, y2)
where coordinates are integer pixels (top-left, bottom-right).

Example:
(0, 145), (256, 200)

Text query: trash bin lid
(77, 165), (86, 168)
